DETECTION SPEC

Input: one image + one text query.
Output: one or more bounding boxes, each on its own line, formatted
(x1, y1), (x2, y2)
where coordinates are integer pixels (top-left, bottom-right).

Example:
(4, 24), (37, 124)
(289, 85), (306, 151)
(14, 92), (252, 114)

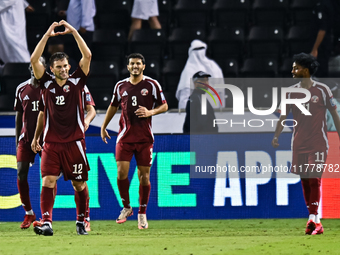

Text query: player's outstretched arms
(58, 20), (92, 75)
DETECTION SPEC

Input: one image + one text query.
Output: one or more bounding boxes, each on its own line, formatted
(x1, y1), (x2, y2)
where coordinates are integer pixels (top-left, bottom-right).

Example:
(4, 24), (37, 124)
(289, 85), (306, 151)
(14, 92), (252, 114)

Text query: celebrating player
(30, 20), (92, 236)
(101, 53), (168, 229)
(272, 53), (340, 235)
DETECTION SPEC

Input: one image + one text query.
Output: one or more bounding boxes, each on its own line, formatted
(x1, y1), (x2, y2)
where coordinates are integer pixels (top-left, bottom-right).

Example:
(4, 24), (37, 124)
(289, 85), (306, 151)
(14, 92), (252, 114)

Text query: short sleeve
(14, 88), (23, 112)
(152, 80), (167, 105)
(325, 88), (337, 111)
(84, 85), (95, 106)
(110, 82), (121, 107)
(38, 71), (53, 89)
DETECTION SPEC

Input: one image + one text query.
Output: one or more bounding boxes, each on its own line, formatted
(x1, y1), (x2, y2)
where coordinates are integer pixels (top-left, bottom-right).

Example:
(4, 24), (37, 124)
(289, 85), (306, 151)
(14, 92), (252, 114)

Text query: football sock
(315, 214), (321, 224)
(138, 183), (151, 214)
(75, 187), (88, 222)
(17, 179), (32, 212)
(118, 178), (130, 208)
(308, 178), (321, 215)
(25, 209), (34, 215)
(308, 214), (316, 222)
(41, 186), (54, 223)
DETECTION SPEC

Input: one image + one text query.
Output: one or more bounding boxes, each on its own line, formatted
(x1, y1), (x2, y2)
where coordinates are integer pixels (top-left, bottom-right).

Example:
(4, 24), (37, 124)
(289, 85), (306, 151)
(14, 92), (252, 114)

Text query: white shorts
(131, 0), (159, 20)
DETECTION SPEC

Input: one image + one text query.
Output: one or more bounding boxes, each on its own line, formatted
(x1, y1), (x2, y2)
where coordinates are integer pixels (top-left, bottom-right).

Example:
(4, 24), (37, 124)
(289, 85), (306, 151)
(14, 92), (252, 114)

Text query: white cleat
(138, 214), (148, 229)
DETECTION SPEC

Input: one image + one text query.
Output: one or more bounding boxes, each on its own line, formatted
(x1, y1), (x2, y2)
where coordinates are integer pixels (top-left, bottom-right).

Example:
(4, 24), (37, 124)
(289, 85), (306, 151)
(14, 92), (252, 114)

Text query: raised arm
(101, 105), (118, 144)
(58, 20), (92, 75)
(271, 114), (287, 148)
(30, 22), (60, 79)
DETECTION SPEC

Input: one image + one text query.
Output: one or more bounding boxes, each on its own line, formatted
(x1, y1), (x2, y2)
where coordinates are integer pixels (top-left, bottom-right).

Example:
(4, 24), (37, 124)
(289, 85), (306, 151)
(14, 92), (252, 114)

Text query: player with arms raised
(30, 20), (92, 236)
(272, 53), (340, 235)
(101, 53), (168, 229)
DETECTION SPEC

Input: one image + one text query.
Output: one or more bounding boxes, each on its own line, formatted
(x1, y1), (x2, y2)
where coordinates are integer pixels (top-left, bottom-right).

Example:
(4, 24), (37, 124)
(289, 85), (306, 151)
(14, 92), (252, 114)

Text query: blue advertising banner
(0, 133), (306, 222)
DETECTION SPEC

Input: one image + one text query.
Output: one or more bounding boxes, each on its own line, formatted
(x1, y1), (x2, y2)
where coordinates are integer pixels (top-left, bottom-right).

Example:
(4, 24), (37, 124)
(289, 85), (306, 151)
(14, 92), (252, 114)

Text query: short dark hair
(126, 53), (145, 65)
(293, 52), (319, 75)
(49, 52), (69, 67)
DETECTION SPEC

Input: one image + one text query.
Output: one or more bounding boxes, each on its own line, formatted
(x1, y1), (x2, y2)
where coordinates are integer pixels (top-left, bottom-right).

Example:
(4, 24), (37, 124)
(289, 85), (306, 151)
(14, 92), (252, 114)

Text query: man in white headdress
(0, 0), (31, 64)
(176, 39), (224, 109)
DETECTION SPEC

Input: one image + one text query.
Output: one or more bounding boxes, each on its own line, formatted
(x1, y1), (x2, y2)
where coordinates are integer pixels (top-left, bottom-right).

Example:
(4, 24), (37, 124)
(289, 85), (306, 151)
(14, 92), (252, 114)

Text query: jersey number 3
(132, 96), (137, 106)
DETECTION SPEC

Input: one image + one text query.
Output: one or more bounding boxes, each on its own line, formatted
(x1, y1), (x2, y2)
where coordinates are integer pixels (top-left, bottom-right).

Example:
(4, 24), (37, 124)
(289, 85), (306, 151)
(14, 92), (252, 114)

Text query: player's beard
(55, 72), (69, 80)
(130, 68), (142, 77)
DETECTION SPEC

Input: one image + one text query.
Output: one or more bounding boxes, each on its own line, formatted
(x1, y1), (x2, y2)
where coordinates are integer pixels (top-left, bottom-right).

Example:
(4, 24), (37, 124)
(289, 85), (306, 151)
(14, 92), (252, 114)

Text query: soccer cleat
(311, 223), (324, 235)
(138, 214), (148, 229)
(85, 220), (91, 232)
(20, 213), (36, 229)
(305, 220), (316, 235)
(116, 207), (133, 224)
(76, 222), (88, 235)
(33, 218), (44, 228)
(34, 223), (53, 236)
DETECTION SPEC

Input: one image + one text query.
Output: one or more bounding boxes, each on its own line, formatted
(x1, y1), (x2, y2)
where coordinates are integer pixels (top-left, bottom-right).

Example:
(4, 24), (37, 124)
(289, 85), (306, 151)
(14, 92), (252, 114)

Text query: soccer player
(15, 58), (95, 230)
(272, 53), (340, 235)
(14, 57), (46, 229)
(101, 53), (168, 229)
(30, 20), (92, 236)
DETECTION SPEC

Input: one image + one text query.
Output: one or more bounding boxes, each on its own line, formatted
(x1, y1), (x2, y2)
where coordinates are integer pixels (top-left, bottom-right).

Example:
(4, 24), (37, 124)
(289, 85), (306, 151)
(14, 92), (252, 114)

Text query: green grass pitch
(1, 219), (340, 255)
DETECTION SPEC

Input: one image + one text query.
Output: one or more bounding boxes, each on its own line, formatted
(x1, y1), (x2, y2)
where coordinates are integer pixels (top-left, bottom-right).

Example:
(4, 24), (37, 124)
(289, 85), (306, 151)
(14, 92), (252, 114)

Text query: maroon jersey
(111, 75), (167, 143)
(14, 79), (43, 144)
(39, 67), (88, 143)
(83, 85), (95, 108)
(282, 81), (336, 153)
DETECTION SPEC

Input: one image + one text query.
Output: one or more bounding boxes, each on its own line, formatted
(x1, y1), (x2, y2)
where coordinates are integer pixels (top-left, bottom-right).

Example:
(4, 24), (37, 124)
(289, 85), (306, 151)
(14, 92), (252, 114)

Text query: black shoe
(76, 222), (88, 235)
(34, 223), (53, 236)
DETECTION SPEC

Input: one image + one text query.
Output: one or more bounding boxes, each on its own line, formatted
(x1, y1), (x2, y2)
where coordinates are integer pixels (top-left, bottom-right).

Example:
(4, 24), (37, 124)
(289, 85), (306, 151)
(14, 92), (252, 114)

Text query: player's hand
(31, 138), (42, 153)
(271, 137), (279, 148)
(45, 22), (61, 37)
(310, 49), (318, 58)
(84, 120), (90, 131)
(58, 20), (77, 35)
(101, 128), (111, 144)
(135, 106), (152, 118)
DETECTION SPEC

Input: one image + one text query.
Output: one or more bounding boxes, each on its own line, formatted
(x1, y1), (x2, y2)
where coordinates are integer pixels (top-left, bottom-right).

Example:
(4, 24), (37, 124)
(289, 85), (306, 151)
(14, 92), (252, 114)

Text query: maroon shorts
(291, 149), (328, 178)
(116, 142), (153, 166)
(41, 140), (89, 181)
(17, 141), (40, 163)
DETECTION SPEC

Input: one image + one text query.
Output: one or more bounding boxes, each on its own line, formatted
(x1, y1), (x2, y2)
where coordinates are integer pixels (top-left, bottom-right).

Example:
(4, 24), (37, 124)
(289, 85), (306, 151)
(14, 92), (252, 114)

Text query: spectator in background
(183, 71), (218, 134)
(309, 0), (334, 77)
(128, 0), (161, 41)
(0, 0), (31, 64)
(65, 0), (96, 61)
(326, 81), (340, 130)
(176, 40), (224, 109)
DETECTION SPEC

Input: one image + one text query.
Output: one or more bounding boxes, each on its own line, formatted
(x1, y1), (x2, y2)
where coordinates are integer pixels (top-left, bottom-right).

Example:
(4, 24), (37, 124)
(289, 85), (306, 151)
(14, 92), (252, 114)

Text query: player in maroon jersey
(272, 53), (340, 235)
(101, 53), (168, 229)
(30, 20), (92, 236)
(14, 57), (45, 229)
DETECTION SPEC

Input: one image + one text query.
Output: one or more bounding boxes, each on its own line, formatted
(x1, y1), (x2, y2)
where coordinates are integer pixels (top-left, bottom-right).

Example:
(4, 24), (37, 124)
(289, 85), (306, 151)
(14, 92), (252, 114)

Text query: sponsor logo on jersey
(141, 88), (148, 96)
(23, 95), (30, 100)
(49, 88), (55, 94)
(311, 95), (319, 103)
(122, 91), (128, 96)
(86, 93), (91, 102)
(330, 97), (336, 107)
(63, 85), (70, 93)
(75, 175), (82, 180)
